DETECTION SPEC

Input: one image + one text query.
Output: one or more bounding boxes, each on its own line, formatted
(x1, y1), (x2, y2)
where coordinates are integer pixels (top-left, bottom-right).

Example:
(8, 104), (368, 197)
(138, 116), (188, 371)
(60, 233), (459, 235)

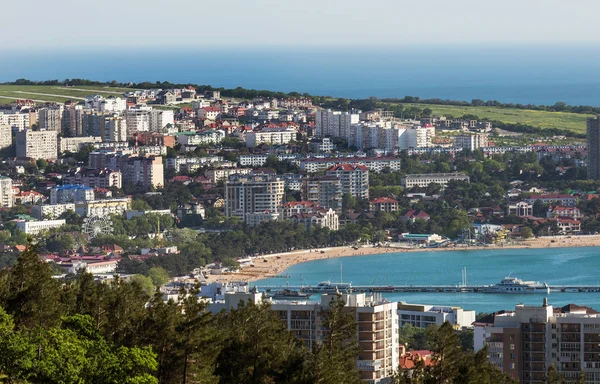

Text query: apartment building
(38, 106), (63, 131)
(454, 133), (489, 150)
(280, 201), (340, 230)
(63, 167), (122, 189)
(122, 155), (164, 189)
(165, 155), (225, 172)
(475, 299), (600, 384)
(209, 289), (398, 384)
(86, 95), (126, 112)
(301, 176), (343, 212)
(0, 112), (30, 131)
(300, 157), (401, 174)
(246, 128), (296, 148)
(50, 184), (95, 204)
(238, 154), (300, 167)
(400, 173), (470, 189)
(16, 219), (66, 234)
(124, 106), (152, 135)
(32, 203), (76, 219)
(524, 194), (577, 207)
(0, 125), (11, 151)
(61, 104), (85, 137)
(136, 132), (175, 148)
(0, 176), (13, 208)
(15, 129), (58, 159)
(224, 175), (284, 224)
(58, 136), (102, 153)
(205, 168), (252, 183)
(177, 130), (226, 146)
(75, 198), (130, 217)
(587, 116), (600, 180)
(149, 109), (174, 132)
(326, 164), (369, 200)
(315, 109), (359, 138)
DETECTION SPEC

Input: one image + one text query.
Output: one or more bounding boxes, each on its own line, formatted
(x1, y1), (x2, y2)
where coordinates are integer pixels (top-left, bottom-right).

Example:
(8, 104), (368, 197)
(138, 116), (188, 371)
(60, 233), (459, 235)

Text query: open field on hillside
(401, 103), (593, 134)
(0, 85), (135, 104)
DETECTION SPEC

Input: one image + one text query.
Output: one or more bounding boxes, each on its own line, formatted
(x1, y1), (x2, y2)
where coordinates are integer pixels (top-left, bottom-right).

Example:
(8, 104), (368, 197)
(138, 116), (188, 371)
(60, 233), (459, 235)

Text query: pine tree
(429, 322), (462, 383)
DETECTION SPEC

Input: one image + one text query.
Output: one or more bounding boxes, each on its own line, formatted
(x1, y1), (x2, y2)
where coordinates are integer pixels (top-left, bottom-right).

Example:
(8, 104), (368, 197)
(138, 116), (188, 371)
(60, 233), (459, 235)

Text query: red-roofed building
(555, 217), (581, 234)
(326, 163), (369, 200)
(369, 197), (400, 212)
(398, 346), (435, 372)
(198, 106), (221, 120)
(525, 194), (577, 207)
(546, 206), (581, 219)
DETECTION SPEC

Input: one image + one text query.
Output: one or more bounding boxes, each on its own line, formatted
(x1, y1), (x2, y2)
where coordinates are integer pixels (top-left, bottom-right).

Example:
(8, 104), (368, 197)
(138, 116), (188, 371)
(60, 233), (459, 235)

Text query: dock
(258, 285), (600, 294)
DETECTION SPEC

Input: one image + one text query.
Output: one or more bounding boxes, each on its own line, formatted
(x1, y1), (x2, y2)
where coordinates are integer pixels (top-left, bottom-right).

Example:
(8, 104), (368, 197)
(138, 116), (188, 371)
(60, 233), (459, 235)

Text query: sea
(2, 45), (600, 105)
(256, 246), (600, 314)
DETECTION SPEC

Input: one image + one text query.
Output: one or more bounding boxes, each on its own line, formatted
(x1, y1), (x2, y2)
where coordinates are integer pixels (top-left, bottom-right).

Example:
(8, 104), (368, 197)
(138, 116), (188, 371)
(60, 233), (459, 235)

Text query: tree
(148, 267), (170, 287)
(311, 298), (362, 384)
(429, 322), (462, 383)
(521, 227), (534, 239)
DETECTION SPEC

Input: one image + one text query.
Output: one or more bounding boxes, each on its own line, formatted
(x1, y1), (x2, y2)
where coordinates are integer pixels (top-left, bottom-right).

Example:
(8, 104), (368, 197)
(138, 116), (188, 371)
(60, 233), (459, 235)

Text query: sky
(4, 0), (600, 49)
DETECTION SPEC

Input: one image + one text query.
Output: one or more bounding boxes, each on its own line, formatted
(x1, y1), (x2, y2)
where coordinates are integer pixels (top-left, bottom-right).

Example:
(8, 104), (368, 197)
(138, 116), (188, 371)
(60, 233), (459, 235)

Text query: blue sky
(5, 0), (600, 48)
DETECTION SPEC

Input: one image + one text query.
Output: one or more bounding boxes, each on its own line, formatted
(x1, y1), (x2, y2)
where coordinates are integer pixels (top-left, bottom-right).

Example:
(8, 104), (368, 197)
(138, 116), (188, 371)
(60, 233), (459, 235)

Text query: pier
(258, 285), (600, 294)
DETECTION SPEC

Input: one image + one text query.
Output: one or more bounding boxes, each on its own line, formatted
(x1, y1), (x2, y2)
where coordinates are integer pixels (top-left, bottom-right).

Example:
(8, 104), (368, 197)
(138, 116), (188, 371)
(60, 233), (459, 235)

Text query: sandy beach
(205, 235), (600, 284)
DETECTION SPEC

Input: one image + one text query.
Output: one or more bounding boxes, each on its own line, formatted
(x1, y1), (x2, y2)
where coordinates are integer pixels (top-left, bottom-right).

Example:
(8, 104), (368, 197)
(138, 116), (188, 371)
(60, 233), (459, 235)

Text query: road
(12, 91), (86, 100)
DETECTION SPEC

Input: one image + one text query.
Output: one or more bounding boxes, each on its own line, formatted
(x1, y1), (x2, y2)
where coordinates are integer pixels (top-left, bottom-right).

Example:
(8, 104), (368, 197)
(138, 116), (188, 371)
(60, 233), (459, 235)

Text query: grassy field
(401, 103), (592, 134)
(0, 85), (134, 104)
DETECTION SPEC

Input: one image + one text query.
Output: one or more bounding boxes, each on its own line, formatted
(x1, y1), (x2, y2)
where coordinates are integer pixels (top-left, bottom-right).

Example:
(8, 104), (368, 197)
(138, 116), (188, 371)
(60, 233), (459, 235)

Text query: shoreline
(205, 235), (600, 284)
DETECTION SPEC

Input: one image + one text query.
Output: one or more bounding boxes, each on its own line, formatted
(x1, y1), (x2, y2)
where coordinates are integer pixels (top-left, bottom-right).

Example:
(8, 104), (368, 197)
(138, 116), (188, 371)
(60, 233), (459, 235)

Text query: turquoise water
(256, 247), (600, 313)
(3, 45), (600, 105)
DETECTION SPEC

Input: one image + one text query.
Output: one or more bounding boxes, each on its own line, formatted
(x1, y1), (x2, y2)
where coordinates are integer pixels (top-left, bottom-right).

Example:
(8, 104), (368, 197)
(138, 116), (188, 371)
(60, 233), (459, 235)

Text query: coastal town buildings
(400, 173), (470, 189)
(0, 176), (13, 208)
(326, 164), (369, 200)
(587, 115), (600, 180)
(0, 125), (12, 151)
(63, 168), (123, 189)
(454, 133), (489, 150)
(301, 176), (344, 212)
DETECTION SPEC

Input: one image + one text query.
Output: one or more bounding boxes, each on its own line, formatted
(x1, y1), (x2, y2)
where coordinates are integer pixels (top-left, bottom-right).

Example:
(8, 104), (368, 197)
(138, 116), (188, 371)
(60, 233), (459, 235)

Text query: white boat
(483, 276), (550, 294)
(311, 281), (352, 293)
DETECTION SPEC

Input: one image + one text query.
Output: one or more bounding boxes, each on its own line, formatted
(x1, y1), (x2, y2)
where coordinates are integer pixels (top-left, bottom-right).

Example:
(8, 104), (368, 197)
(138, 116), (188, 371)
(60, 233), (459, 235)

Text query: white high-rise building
(149, 110), (174, 132)
(15, 130), (58, 160)
(0, 125), (12, 151)
(0, 176), (13, 208)
(106, 116), (127, 142)
(0, 112), (30, 131)
(124, 106), (152, 136)
(316, 109), (359, 138)
(86, 95), (126, 112)
(38, 106), (63, 131)
(225, 175), (285, 224)
(454, 133), (489, 150)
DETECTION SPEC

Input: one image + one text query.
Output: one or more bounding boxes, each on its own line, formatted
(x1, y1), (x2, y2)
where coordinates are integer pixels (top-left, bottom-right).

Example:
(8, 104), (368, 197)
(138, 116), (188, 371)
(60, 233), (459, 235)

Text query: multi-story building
(0, 125), (11, 151)
(524, 194), (577, 207)
(149, 109), (174, 132)
(246, 128), (296, 148)
(75, 198), (130, 217)
(15, 129), (58, 160)
(205, 168), (252, 183)
(0, 176), (13, 208)
(547, 206), (582, 219)
(50, 184), (95, 204)
(86, 95), (126, 112)
(58, 136), (102, 153)
(301, 176), (343, 211)
(326, 164), (369, 200)
(61, 103), (85, 137)
(38, 106), (63, 131)
(209, 289), (398, 384)
(122, 155), (164, 189)
(397, 302), (476, 329)
(224, 175), (285, 224)
(176, 130), (226, 146)
(300, 157), (401, 174)
(369, 197), (400, 212)
(124, 106), (152, 136)
(136, 132), (175, 148)
(32, 203), (76, 219)
(475, 299), (600, 384)
(16, 219), (66, 234)
(400, 173), (470, 189)
(0, 112), (30, 131)
(507, 202), (533, 217)
(238, 154), (300, 167)
(587, 116), (600, 179)
(63, 167), (122, 189)
(105, 116), (127, 142)
(454, 133), (489, 150)
(280, 201), (340, 230)
(315, 109), (359, 138)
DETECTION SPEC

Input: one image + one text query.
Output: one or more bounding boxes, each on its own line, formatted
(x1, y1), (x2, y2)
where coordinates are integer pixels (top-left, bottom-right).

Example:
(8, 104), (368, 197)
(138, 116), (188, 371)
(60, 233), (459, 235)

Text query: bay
(2, 45), (600, 105)
(256, 246), (600, 314)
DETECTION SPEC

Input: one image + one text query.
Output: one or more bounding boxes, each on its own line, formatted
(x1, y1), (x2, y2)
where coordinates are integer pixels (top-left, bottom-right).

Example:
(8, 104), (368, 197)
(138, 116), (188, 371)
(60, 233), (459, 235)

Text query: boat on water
(483, 276), (550, 294)
(303, 281), (353, 293)
(269, 288), (312, 300)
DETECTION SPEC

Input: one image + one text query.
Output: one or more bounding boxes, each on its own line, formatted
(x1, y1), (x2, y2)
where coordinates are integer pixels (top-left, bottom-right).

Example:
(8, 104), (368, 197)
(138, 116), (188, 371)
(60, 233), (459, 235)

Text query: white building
(397, 302), (476, 329)
(75, 198), (130, 217)
(246, 128), (296, 148)
(0, 112), (30, 131)
(176, 130), (226, 146)
(149, 109), (174, 132)
(400, 173), (470, 189)
(0, 176), (13, 208)
(316, 109), (359, 138)
(50, 185), (95, 204)
(16, 219), (66, 234)
(124, 106), (152, 136)
(15, 129), (58, 160)
(86, 95), (126, 112)
(38, 106), (63, 131)
(58, 136), (103, 153)
(69, 260), (118, 275)
(454, 133), (489, 150)
(32, 203), (76, 219)
(224, 175), (285, 224)
(0, 125), (12, 151)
